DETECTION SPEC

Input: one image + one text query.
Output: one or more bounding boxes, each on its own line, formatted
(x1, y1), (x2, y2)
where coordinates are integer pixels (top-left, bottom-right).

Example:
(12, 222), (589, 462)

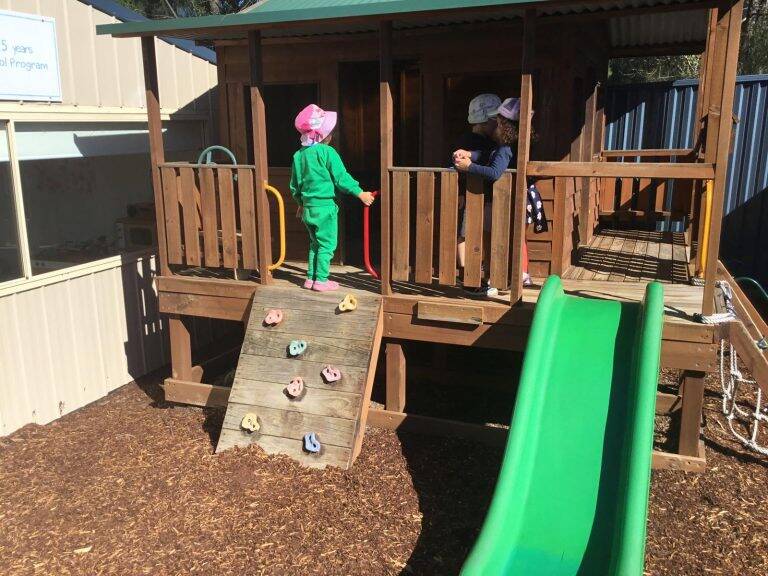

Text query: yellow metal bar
(265, 183), (286, 271)
(696, 180), (713, 278)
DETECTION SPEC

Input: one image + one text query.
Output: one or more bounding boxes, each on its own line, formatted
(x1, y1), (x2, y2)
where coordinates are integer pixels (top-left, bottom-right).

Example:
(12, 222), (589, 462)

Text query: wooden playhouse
(98, 0), (748, 471)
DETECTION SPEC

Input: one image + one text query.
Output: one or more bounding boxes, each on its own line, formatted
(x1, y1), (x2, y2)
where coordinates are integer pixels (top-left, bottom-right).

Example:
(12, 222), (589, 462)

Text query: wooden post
(678, 370), (706, 456)
(141, 37), (169, 277)
(169, 315), (194, 381)
(379, 21), (394, 296)
(693, 9), (718, 274)
(702, 0), (743, 314)
(694, 9), (718, 149)
(386, 343), (406, 412)
(248, 30), (273, 284)
(511, 9), (536, 303)
(580, 69), (598, 244)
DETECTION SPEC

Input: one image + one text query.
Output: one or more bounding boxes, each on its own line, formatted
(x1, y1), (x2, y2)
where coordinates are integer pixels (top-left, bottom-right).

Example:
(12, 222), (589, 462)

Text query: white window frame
(2, 119), (32, 281)
(0, 112), (209, 293)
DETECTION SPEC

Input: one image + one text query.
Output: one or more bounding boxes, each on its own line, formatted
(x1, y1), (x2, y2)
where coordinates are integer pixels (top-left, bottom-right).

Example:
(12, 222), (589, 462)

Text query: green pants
(302, 204), (338, 282)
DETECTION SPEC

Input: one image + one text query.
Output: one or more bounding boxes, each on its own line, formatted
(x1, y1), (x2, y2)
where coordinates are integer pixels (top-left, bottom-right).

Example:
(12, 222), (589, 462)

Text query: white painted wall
(0, 0), (217, 114)
(0, 253), (230, 435)
(0, 1), (224, 435)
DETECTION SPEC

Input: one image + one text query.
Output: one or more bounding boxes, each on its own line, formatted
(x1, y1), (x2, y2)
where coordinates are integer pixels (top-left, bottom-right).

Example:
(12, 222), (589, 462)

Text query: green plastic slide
(461, 275), (664, 576)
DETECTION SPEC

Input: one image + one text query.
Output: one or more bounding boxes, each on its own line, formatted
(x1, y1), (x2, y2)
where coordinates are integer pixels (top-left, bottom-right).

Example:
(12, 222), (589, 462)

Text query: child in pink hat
(290, 104), (375, 291)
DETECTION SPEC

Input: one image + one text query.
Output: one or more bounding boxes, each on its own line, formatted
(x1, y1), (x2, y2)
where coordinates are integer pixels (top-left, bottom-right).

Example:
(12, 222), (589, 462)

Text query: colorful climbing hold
(284, 377), (305, 399)
(263, 308), (284, 326)
(240, 413), (261, 433)
(288, 339), (307, 357)
(321, 365), (342, 384)
(338, 293), (358, 312)
(303, 432), (321, 454)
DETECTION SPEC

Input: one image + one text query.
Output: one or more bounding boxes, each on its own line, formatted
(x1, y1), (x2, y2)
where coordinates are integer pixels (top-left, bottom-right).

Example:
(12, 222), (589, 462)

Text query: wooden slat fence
(597, 150), (698, 226)
(158, 163), (262, 272)
(387, 168), (516, 291)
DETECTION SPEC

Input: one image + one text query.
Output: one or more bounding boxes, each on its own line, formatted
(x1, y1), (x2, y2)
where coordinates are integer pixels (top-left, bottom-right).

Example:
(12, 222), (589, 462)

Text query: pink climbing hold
(263, 309), (284, 326)
(285, 377), (305, 399)
(321, 365), (342, 383)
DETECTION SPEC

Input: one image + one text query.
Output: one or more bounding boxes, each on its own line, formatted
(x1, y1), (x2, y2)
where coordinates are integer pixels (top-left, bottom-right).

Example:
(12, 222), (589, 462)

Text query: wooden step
(216, 285), (383, 469)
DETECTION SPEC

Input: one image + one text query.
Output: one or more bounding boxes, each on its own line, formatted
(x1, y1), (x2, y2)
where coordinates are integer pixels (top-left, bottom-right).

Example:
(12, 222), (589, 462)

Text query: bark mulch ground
(1, 368), (767, 575)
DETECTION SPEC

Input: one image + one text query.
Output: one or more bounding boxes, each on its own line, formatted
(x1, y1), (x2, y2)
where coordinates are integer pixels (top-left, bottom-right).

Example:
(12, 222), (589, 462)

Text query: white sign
(0, 10), (61, 102)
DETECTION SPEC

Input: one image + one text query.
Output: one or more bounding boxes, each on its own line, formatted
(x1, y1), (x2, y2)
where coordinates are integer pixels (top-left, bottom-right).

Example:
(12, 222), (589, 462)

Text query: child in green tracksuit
(290, 104), (375, 291)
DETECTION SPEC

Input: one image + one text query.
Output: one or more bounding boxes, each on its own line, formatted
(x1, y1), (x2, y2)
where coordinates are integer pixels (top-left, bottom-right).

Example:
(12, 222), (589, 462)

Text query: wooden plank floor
(563, 229), (690, 284)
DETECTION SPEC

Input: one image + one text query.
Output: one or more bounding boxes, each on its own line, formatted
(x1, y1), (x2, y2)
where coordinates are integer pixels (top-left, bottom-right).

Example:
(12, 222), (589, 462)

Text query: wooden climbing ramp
(216, 286), (383, 469)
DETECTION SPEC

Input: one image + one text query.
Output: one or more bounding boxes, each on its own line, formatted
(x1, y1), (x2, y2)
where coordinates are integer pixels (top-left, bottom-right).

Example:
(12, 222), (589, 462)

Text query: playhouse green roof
(96, 0), (709, 49)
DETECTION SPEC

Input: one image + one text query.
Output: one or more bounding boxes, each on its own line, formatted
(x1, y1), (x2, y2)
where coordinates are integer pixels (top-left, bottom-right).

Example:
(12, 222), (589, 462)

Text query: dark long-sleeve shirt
(467, 145), (513, 181)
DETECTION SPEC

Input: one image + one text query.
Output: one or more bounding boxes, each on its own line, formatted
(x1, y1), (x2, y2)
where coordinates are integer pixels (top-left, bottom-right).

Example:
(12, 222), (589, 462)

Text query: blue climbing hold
(303, 432), (321, 454)
(288, 339), (307, 357)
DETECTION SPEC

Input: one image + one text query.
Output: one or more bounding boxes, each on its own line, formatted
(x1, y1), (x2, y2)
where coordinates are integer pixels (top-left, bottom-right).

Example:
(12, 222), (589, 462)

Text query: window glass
(15, 121), (204, 274)
(0, 123), (23, 283)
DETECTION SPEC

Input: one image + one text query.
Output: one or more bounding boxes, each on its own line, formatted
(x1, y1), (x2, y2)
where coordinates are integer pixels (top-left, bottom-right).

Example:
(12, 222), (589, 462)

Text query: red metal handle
(363, 191), (380, 279)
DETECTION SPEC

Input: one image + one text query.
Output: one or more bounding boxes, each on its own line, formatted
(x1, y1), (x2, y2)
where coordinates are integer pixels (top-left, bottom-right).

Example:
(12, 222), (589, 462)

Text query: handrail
(159, 161), (257, 170)
(197, 145), (238, 165)
(601, 148), (694, 158)
(389, 166), (517, 173)
(527, 161), (715, 179)
(696, 180), (714, 279)
(264, 183), (286, 271)
(363, 191), (380, 279)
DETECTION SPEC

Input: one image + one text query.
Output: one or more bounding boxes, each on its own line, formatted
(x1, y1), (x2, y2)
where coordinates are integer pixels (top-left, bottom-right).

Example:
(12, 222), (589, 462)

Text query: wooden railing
(528, 160), (715, 276)
(386, 168), (517, 291)
(158, 162), (262, 272)
(595, 150), (698, 225)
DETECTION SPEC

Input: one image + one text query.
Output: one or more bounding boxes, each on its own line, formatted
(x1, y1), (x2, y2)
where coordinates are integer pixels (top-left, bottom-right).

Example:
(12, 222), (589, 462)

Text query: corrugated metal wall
(0, 254), (232, 436)
(0, 0), (217, 113)
(605, 75), (768, 285)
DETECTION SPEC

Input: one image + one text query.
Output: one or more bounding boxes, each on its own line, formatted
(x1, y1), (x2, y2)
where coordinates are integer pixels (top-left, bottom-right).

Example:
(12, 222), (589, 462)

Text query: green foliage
(115, 0), (251, 18)
(609, 0), (768, 84)
(741, 0), (768, 74)
(608, 55), (700, 85)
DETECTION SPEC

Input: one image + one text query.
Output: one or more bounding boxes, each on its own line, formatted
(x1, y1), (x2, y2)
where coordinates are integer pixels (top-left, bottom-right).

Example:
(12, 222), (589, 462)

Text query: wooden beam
(727, 321), (768, 396)
(579, 71), (598, 243)
(609, 41), (705, 58)
(169, 315), (200, 382)
(368, 408), (507, 446)
(678, 370), (706, 456)
(527, 161), (715, 179)
(140, 37), (169, 277)
(352, 304), (385, 461)
(164, 379), (230, 407)
(511, 8), (536, 304)
(379, 21), (394, 296)
(385, 343), (406, 412)
(695, 9), (718, 149)
(717, 261), (768, 341)
(248, 30), (273, 284)
(368, 407), (706, 472)
(600, 148), (694, 158)
(652, 442), (706, 472)
(702, 0), (744, 314)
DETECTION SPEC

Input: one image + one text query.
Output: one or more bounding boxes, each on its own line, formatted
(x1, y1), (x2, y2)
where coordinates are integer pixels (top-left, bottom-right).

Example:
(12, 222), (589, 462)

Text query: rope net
(708, 280), (768, 456)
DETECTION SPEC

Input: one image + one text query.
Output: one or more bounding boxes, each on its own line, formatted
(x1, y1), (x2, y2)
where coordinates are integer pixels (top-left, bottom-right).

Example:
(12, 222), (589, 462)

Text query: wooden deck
(176, 260), (705, 328)
(563, 229), (690, 284)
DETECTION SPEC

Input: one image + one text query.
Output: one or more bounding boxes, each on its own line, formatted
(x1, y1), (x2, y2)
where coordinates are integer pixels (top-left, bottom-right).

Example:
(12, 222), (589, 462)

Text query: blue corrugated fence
(605, 75), (768, 285)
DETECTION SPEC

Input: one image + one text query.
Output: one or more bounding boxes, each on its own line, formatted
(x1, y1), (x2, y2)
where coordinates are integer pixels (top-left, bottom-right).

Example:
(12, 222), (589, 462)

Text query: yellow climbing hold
(240, 413), (261, 433)
(338, 293), (358, 312)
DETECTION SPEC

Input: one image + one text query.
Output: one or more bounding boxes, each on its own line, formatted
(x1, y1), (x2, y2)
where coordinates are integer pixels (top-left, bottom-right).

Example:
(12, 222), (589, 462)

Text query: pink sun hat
(295, 104), (337, 146)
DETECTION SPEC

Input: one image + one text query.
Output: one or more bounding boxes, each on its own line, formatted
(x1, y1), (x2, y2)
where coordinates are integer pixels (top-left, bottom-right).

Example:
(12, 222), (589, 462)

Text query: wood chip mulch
(1, 368), (767, 575)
